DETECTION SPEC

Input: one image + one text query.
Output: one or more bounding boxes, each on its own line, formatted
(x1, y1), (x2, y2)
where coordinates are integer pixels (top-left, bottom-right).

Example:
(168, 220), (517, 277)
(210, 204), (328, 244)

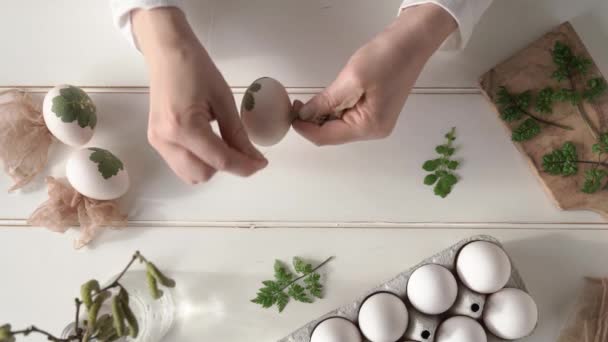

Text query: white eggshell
(483, 288), (538, 340)
(66, 148), (129, 200)
(43, 85), (97, 146)
(407, 264), (458, 315)
(310, 317), (362, 342)
(456, 241), (512, 294)
(358, 292), (409, 342)
(240, 77), (293, 146)
(435, 316), (487, 342)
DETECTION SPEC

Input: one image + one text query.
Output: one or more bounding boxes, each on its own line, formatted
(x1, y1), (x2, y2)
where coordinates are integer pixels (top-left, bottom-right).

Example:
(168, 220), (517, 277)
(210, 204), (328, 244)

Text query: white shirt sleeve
(110, 0), (184, 48)
(399, 0), (493, 50)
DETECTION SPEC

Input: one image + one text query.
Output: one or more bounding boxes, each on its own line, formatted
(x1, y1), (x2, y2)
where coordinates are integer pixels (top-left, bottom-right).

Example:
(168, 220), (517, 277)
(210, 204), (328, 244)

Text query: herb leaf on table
(251, 257), (333, 313)
(422, 127), (460, 198)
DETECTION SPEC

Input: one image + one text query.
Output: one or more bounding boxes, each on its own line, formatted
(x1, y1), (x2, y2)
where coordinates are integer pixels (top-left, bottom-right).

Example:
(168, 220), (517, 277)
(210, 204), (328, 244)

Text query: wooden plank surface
(0, 0), (606, 88)
(1, 227), (607, 341)
(479, 22), (608, 218)
(1, 92), (605, 225)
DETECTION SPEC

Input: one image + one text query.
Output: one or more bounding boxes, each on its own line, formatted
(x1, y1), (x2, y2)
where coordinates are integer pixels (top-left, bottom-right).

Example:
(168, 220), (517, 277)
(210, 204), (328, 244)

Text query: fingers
(153, 141), (216, 184)
(176, 123), (268, 177)
(292, 118), (363, 146)
(298, 78), (364, 123)
(213, 89), (267, 162)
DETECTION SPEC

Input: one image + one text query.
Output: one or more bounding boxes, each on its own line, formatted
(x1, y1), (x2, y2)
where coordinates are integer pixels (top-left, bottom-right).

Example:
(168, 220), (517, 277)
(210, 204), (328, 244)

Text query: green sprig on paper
(422, 127), (460, 198)
(251, 256), (333, 313)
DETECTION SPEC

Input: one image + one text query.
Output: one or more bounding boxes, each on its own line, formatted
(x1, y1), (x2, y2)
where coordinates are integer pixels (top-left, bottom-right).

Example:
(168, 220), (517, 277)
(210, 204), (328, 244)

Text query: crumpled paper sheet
(28, 177), (128, 249)
(558, 277), (608, 342)
(0, 90), (53, 191)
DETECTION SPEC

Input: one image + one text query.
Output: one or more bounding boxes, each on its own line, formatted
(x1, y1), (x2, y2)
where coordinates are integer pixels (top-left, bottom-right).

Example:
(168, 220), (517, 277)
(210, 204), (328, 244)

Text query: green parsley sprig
(422, 127), (460, 198)
(542, 136), (608, 193)
(251, 256), (333, 313)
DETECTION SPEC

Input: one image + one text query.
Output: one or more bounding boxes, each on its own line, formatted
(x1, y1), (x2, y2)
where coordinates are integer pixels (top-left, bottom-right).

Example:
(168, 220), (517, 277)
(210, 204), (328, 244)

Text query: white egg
(43, 84), (97, 146)
(358, 292), (409, 342)
(407, 264), (458, 315)
(66, 147), (129, 200)
(310, 317), (362, 342)
(456, 241), (512, 294)
(435, 316), (487, 342)
(483, 288), (538, 340)
(240, 77), (293, 146)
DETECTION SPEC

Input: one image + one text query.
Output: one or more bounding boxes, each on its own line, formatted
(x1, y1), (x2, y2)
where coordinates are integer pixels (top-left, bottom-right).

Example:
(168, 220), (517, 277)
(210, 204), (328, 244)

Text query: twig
(10, 326), (71, 342)
(94, 251), (141, 296)
(74, 299), (82, 336)
(521, 108), (573, 130)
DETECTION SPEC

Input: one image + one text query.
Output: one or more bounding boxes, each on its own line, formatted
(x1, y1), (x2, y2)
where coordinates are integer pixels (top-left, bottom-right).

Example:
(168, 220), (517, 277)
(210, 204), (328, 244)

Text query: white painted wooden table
(1, 1), (608, 341)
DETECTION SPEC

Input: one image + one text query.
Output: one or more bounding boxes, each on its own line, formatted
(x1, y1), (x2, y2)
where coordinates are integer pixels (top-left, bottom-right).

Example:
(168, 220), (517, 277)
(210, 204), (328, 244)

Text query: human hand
(293, 4), (457, 145)
(133, 8), (267, 184)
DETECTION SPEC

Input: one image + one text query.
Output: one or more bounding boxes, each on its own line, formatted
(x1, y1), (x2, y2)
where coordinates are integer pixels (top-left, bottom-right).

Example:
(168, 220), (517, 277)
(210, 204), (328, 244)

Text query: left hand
(293, 4), (456, 146)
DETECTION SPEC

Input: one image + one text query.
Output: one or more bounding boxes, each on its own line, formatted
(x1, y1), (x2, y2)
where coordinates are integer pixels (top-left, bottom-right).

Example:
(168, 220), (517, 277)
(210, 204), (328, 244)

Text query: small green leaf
(443, 173), (458, 186)
(435, 145), (448, 155)
(287, 284), (312, 303)
(274, 260), (293, 286)
(535, 87), (555, 114)
(89, 148), (124, 179)
(422, 159), (441, 172)
(243, 92), (255, 111)
(582, 168), (607, 193)
(276, 292), (290, 313)
(512, 118), (540, 141)
(424, 174), (438, 185)
(293, 257), (313, 274)
(249, 83), (262, 92)
(447, 160), (459, 170)
(583, 77), (607, 101)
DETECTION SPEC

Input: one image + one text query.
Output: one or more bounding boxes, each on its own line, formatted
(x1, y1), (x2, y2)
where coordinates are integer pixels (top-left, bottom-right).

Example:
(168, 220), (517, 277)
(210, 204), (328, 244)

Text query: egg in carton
(279, 235), (538, 342)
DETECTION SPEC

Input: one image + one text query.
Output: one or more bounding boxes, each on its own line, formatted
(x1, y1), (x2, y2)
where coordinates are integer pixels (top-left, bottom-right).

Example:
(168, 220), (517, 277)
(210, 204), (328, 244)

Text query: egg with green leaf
(240, 77), (294, 146)
(66, 147), (129, 200)
(43, 85), (97, 146)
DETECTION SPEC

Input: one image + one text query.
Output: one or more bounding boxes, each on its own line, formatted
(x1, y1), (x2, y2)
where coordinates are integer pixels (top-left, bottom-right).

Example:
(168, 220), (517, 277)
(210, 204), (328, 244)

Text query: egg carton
(278, 235), (530, 342)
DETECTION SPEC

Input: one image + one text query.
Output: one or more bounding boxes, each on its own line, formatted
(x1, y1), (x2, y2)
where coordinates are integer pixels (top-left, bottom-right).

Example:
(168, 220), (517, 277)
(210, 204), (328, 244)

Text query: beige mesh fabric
(0, 90), (53, 191)
(28, 177), (128, 249)
(558, 277), (608, 342)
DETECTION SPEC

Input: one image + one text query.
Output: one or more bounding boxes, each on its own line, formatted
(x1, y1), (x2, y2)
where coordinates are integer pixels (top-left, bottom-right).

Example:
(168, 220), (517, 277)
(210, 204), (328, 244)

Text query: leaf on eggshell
(89, 148), (124, 180)
(243, 91), (255, 111)
(249, 82), (262, 92)
(52, 86), (97, 129)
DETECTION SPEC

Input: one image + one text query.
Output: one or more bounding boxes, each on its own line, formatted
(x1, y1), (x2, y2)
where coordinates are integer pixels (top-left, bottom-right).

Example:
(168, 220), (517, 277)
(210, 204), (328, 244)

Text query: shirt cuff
(399, 0), (492, 50)
(110, 0), (184, 49)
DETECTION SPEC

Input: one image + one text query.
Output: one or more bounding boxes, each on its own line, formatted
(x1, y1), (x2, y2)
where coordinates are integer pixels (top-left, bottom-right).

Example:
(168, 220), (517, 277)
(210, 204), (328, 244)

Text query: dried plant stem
(521, 108), (573, 130)
(10, 326), (72, 342)
(94, 251), (141, 297)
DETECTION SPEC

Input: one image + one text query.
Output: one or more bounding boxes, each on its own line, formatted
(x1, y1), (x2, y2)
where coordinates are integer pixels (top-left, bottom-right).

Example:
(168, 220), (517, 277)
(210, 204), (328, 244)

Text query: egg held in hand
(240, 77), (294, 146)
(66, 147), (130, 201)
(483, 288), (538, 340)
(407, 264), (458, 315)
(456, 241), (512, 294)
(43, 85), (97, 146)
(310, 317), (362, 342)
(358, 292), (409, 342)
(435, 316), (487, 342)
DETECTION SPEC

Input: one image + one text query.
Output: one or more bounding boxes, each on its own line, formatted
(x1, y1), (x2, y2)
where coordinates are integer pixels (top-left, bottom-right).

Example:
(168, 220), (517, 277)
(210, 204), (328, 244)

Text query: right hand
(133, 8), (267, 184)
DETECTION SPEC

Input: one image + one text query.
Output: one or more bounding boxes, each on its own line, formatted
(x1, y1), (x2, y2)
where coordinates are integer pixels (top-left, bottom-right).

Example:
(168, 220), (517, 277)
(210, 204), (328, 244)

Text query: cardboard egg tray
(278, 235), (531, 342)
